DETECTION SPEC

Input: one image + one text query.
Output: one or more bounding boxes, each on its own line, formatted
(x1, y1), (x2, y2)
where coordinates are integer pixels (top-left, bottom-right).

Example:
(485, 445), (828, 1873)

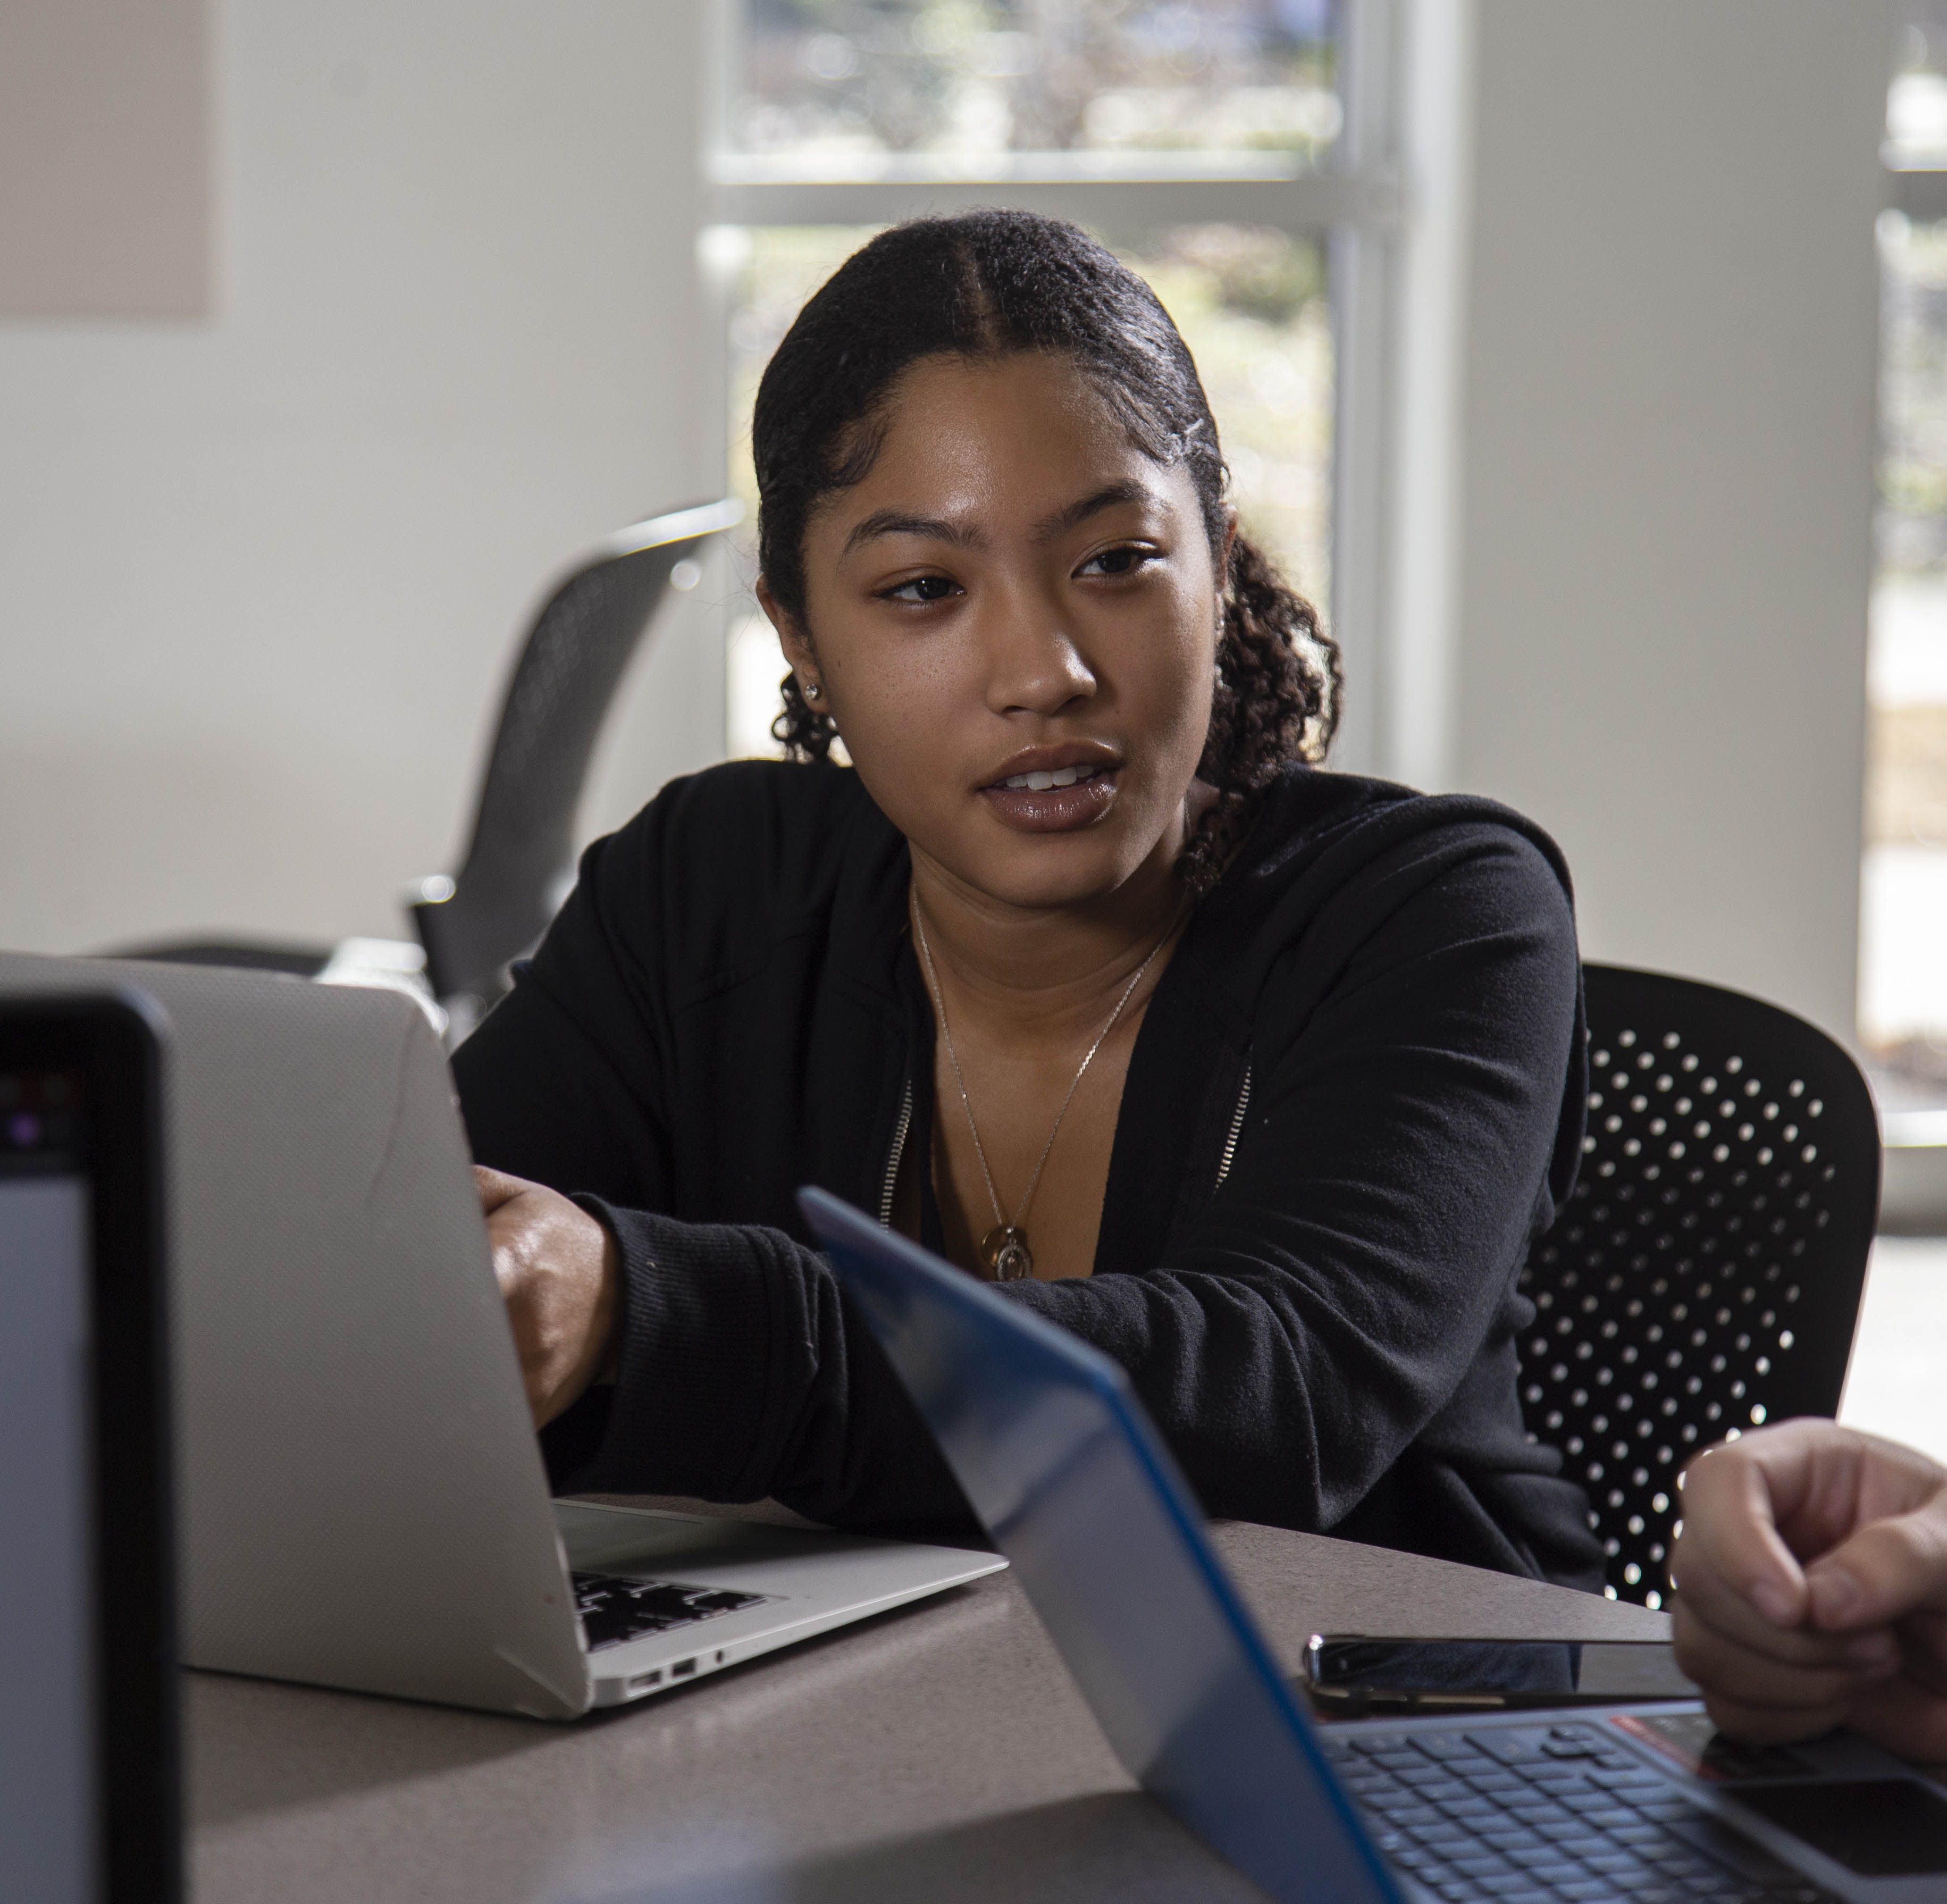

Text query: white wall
(1445, 0), (1893, 1042)
(0, 0), (720, 956)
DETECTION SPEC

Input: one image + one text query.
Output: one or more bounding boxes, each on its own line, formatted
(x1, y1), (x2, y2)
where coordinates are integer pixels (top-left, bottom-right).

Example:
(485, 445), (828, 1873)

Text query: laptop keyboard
(572, 1572), (773, 1653)
(1316, 1721), (1841, 1903)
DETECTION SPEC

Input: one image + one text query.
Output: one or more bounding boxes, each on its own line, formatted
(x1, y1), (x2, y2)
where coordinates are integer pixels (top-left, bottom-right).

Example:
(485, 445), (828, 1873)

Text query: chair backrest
(412, 499), (743, 1011)
(1519, 964), (1881, 1606)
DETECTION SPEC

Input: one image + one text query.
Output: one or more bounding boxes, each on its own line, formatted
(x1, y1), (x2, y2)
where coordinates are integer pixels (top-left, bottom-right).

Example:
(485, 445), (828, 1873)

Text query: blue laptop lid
(799, 1186), (1403, 1904)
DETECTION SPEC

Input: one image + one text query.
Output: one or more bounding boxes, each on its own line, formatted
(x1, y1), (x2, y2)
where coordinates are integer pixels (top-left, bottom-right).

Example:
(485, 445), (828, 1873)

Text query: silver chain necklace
(911, 894), (1180, 1281)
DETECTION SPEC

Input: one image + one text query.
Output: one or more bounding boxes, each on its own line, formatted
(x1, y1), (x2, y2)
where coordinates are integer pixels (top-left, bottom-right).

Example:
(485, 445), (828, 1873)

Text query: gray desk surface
(191, 1499), (1668, 1904)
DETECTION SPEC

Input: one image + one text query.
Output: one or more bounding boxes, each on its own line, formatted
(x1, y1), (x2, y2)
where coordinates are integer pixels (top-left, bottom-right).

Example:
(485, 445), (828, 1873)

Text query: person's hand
(475, 1165), (619, 1429)
(1670, 1420), (1947, 1758)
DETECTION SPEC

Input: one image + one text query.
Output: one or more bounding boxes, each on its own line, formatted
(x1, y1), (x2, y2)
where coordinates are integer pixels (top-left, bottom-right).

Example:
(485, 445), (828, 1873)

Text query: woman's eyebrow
(841, 509), (987, 556)
(839, 480), (1155, 558)
(1030, 479), (1153, 542)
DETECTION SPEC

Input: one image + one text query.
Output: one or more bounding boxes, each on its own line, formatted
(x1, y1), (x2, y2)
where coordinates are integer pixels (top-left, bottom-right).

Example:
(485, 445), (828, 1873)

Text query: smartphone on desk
(1303, 1635), (1699, 1716)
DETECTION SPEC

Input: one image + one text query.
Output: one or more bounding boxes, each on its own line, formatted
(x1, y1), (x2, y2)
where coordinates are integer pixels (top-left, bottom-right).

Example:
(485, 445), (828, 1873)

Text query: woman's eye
(883, 574), (961, 603)
(1077, 545), (1156, 579)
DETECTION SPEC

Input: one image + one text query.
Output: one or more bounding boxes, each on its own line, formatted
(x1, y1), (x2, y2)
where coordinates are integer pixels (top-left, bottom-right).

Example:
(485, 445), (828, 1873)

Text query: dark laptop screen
(0, 1067), (100, 1900)
(0, 997), (176, 1904)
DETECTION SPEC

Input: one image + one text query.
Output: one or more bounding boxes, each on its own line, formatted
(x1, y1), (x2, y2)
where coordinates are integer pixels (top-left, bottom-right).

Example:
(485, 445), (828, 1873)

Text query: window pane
(723, 221), (1333, 757)
(1118, 223), (1332, 613)
(732, 1), (1340, 164)
(1864, 206), (1947, 1069)
(1889, 15), (1947, 169)
(724, 227), (878, 761)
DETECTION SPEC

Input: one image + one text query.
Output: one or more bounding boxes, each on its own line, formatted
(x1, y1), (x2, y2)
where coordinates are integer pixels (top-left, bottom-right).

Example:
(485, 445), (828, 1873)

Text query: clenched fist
(1671, 1420), (1947, 1759)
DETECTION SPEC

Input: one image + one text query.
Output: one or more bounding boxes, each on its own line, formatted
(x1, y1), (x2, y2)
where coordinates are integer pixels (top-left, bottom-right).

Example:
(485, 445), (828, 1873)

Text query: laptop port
(627, 1670), (662, 1692)
(672, 1658), (697, 1678)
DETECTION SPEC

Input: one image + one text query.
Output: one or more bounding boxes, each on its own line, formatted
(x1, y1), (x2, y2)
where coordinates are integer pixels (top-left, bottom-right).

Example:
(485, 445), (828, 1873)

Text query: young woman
(455, 209), (1601, 1588)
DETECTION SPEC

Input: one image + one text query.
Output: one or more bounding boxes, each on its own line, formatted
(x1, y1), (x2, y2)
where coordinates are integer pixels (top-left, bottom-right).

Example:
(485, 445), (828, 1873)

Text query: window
(1866, 16), (1947, 1107)
(707, 1), (1398, 760)
(726, 1), (1340, 166)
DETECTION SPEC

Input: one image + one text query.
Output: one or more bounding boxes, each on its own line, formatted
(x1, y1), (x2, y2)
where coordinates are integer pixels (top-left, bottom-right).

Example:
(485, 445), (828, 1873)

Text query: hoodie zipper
(878, 1077), (914, 1227)
(1213, 1065), (1252, 1192)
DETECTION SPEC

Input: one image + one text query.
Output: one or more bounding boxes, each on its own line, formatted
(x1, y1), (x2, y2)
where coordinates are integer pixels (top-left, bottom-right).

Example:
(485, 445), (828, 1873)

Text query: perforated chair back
(1519, 965), (1881, 1606)
(412, 500), (742, 1010)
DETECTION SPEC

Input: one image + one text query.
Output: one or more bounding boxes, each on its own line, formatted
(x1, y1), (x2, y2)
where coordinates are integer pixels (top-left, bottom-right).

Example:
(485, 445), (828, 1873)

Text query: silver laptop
(0, 952), (1002, 1720)
(804, 1184), (1947, 1904)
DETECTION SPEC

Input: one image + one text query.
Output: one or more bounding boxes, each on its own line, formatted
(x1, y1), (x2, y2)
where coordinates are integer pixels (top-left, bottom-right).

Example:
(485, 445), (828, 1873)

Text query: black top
(454, 759), (1602, 1589)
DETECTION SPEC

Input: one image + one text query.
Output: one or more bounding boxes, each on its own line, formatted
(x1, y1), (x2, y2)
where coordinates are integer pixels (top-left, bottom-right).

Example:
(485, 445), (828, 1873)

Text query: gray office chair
(1519, 964), (1881, 1607)
(118, 500), (743, 1018)
(410, 500), (743, 1025)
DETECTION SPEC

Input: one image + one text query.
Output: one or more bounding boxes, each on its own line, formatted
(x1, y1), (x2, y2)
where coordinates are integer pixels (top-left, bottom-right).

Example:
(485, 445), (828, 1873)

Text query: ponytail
(1180, 532), (1340, 893)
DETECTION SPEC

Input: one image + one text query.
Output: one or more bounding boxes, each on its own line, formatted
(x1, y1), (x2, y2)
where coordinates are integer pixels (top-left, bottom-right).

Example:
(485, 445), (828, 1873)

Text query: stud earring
(802, 678), (821, 702)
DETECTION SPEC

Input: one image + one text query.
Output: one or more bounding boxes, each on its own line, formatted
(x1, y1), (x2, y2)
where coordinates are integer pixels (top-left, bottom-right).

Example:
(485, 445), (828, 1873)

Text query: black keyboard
(572, 1572), (772, 1653)
(1316, 1721), (1840, 1903)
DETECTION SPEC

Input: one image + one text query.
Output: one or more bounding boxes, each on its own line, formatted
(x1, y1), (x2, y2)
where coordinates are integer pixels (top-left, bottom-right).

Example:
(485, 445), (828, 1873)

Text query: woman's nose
(980, 591), (1097, 717)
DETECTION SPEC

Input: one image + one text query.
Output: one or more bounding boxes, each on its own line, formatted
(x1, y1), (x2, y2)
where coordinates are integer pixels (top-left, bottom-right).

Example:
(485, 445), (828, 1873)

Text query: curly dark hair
(753, 208), (1340, 893)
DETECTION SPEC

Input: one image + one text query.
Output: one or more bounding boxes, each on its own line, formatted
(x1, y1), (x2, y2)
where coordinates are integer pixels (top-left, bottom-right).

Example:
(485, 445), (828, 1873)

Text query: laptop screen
(0, 997), (177, 1904)
(800, 1185), (1403, 1904)
(0, 1069), (100, 1901)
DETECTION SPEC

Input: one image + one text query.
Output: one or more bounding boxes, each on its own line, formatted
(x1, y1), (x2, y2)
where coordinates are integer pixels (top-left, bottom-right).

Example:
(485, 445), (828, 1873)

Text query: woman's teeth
(996, 765), (1103, 792)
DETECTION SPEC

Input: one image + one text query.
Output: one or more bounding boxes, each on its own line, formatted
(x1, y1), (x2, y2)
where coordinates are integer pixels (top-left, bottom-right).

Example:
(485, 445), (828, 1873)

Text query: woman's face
(764, 350), (1224, 913)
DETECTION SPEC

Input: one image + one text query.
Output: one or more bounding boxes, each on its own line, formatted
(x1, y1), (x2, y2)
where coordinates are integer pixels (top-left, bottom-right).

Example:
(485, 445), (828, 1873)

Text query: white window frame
(701, 0), (1468, 784)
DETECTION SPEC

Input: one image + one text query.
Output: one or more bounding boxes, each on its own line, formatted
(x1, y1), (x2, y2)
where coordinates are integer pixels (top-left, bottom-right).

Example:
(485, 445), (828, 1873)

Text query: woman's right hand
(1670, 1420), (1947, 1757)
(475, 1165), (619, 1429)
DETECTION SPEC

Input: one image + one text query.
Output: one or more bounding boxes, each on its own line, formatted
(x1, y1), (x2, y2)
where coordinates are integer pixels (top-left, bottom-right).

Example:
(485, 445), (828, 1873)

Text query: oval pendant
(979, 1223), (1034, 1281)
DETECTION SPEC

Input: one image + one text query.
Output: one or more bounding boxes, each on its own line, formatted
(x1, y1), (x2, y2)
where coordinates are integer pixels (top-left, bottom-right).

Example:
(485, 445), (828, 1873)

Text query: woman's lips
(979, 766), (1118, 833)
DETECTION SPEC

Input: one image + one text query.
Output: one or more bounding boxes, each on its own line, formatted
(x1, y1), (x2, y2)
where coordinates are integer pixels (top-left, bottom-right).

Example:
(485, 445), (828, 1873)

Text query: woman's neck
(907, 842), (1189, 1049)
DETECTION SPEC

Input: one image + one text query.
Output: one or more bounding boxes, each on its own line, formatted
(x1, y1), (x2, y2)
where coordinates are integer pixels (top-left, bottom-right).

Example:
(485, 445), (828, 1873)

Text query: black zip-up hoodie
(454, 758), (1604, 1589)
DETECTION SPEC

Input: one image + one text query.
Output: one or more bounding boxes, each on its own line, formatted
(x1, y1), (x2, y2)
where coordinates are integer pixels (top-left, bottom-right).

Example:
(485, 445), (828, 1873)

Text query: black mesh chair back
(412, 500), (742, 1011)
(1519, 964), (1880, 1606)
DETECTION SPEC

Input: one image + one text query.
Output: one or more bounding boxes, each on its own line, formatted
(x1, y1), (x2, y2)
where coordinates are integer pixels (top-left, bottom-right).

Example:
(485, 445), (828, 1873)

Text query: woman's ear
(756, 577), (817, 678)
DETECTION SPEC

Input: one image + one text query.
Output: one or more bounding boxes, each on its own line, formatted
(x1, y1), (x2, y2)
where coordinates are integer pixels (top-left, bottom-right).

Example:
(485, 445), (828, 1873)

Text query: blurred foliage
(1153, 222), (1321, 324)
(1879, 214), (1947, 575)
(735, 0), (1338, 157)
